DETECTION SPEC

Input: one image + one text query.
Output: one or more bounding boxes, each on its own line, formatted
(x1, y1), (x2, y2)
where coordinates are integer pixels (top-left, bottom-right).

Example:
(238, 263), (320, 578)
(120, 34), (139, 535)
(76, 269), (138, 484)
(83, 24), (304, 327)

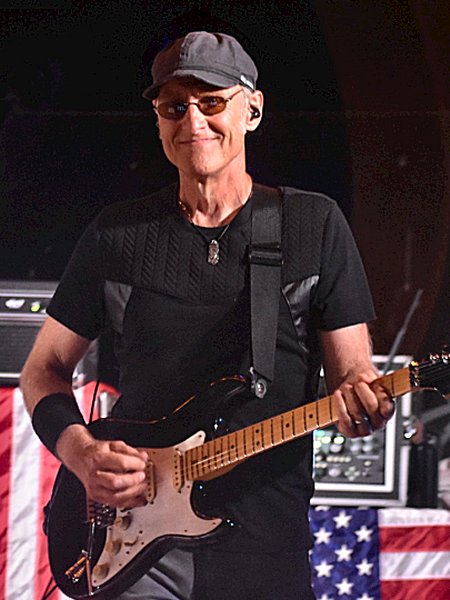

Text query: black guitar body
(46, 376), (249, 600)
(42, 348), (450, 599)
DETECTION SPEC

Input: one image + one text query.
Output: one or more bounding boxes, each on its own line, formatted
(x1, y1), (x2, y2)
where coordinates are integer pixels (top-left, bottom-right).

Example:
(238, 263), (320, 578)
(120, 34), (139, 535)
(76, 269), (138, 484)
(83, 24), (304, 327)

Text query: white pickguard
(91, 430), (222, 588)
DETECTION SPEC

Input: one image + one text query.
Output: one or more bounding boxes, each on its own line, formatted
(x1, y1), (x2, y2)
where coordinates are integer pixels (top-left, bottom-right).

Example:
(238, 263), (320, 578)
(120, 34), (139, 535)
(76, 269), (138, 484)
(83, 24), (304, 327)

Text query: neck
(178, 172), (253, 227)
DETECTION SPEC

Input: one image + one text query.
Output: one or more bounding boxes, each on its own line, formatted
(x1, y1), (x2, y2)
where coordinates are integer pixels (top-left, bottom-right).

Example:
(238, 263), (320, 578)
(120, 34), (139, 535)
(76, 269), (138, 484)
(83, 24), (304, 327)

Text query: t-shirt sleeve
(47, 217), (105, 340)
(313, 202), (376, 331)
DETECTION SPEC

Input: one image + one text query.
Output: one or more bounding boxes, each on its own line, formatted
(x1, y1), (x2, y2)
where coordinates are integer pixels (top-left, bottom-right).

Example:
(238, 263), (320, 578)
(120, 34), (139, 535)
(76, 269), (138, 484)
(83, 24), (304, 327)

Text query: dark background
(1, 0), (449, 357)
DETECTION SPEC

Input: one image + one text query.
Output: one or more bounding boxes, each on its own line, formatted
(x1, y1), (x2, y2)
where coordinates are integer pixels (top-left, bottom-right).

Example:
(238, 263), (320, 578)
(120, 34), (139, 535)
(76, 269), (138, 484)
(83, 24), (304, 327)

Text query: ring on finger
(351, 415), (370, 427)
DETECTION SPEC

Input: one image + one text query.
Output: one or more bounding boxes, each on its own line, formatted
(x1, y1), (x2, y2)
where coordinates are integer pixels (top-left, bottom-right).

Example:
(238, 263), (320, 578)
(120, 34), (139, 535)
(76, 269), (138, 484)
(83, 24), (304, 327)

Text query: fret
(282, 411), (294, 441)
(236, 428), (246, 459)
(252, 423), (264, 452)
(229, 431), (239, 462)
(328, 395), (338, 423)
(196, 447), (205, 477)
(279, 415), (286, 442)
(225, 432), (231, 465)
(192, 445), (200, 480)
(376, 368), (411, 397)
(269, 417), (275, 447)
(293, 405), (305, 435)
(204, 447), (213, 475)
(243, 428), (250, 456)
(211, 438), (219, 470)
(212, 438), (221, 470)
(271, 415), (283, 445)
(185, 450), (193, 481)
(249, 425), (256, 454)
(207, 444), (215, 472)
(261, 420), (271, 449)
(291, 409), (296, 436)
(186, 447), (193, 480)
(218, 437), (225, 468)
(305, 403), (319, 432)
(317, 396), (333, 428)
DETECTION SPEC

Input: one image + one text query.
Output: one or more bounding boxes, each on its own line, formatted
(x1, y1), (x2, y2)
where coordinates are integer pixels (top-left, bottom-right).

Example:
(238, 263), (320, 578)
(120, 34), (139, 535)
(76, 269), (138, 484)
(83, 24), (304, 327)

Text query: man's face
(154, 78), (256, 180)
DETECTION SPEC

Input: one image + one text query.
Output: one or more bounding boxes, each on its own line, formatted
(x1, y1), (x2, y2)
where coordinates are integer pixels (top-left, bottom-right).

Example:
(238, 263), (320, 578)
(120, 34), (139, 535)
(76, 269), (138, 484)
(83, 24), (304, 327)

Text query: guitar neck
(184, 367), (412, 482)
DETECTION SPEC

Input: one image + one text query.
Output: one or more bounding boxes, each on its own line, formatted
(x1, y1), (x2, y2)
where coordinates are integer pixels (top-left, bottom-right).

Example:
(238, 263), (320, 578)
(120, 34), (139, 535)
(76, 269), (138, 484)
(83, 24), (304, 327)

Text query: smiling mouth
(179, 137), (218, 144)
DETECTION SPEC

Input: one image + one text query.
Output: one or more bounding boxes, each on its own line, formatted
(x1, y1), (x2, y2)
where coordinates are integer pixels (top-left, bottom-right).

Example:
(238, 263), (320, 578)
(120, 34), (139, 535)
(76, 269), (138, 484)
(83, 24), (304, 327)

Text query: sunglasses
(153, 89), (244, 121)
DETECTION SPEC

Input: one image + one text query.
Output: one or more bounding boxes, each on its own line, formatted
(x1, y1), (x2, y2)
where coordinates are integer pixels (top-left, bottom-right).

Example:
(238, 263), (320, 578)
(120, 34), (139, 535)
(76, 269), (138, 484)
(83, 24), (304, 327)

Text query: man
(21, 32), (394, 599)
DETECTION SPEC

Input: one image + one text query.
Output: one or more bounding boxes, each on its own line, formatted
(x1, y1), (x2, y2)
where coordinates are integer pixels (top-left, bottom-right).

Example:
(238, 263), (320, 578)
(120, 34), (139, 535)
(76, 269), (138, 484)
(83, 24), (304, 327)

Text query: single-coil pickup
(145, 460), (156, 503)
(173, 448), (184, 492)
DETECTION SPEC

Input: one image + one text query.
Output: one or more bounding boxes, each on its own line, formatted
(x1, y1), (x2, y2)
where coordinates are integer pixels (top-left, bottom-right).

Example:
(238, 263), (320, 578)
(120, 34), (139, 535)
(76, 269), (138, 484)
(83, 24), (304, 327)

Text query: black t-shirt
(48, 183), (375, 554)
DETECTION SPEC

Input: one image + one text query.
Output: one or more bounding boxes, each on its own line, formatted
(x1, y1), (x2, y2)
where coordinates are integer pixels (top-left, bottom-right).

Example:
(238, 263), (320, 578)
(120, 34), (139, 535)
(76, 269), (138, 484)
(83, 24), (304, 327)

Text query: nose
(183, 103), (208, 131)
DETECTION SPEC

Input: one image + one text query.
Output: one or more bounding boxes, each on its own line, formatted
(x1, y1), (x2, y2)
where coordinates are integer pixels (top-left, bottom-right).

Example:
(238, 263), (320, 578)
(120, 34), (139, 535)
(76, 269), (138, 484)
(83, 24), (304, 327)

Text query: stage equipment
(408, 394), (450, 508)
(0, 280), (96, 386)
(312, 355), (412, 507)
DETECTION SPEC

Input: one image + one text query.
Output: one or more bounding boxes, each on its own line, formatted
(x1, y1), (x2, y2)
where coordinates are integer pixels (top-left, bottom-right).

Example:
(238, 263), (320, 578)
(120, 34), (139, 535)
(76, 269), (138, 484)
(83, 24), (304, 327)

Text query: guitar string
(183, 361), (450, 477)
(185, 378), (358, 475)
(185, 406), (326, 476)
(186, 392), (352, 475)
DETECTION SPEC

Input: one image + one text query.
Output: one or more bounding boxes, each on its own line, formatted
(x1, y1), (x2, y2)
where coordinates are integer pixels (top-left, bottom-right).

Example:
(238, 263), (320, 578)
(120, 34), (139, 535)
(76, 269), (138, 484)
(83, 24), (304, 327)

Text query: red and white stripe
(379, 507), (450, 599)
(0, 383), (110, 600)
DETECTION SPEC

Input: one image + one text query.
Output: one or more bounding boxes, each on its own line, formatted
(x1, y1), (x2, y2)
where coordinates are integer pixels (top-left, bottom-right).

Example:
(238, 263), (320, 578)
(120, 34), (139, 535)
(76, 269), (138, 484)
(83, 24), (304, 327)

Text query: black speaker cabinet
(0, 280), (96, 386)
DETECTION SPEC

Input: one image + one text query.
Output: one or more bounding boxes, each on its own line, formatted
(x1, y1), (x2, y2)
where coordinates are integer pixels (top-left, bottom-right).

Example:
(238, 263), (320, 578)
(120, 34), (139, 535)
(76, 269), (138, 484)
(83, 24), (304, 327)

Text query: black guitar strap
(249, 184), (283, 398)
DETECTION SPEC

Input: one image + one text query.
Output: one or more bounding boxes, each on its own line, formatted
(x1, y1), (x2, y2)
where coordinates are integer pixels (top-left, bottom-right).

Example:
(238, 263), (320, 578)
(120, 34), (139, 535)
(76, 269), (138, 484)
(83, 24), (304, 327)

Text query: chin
(183, 160), (221, 178)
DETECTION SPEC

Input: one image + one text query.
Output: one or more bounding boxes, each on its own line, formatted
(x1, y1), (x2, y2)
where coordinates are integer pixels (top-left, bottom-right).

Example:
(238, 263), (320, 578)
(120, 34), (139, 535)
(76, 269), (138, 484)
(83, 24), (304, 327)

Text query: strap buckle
(249, 243), (283, 267)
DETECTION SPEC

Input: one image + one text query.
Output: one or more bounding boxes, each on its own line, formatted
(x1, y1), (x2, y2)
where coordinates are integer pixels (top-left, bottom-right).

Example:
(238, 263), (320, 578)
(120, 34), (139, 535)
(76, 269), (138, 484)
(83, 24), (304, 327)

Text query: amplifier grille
(0, 323), (42, 381)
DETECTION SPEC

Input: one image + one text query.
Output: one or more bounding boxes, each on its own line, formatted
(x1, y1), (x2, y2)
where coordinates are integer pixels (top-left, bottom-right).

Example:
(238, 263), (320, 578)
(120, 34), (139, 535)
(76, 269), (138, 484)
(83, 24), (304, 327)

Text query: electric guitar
(46, 351), (450, 599)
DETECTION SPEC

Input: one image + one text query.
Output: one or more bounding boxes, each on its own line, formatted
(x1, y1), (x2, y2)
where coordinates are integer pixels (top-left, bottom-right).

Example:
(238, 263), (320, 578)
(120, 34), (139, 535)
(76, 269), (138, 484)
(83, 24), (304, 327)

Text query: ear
(245, 90), (264, 132)
(155, 119), (161, 139)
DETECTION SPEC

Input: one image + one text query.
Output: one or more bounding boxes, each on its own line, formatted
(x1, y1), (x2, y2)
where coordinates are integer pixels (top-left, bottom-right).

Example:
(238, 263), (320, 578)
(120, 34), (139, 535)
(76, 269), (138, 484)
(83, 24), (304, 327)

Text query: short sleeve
(313, 202), (376, 331)
(47, 217), (105, 340)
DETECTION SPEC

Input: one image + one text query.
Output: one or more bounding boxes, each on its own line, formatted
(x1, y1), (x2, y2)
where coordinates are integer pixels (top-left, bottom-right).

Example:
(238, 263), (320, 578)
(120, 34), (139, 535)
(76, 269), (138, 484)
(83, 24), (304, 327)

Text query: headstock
(410, 348), (450, 396)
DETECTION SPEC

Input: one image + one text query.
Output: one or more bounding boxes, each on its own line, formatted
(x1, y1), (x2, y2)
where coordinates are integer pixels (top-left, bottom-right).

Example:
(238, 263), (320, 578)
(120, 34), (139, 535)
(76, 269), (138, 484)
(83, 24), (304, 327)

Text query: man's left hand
(332, 370), (396, 438)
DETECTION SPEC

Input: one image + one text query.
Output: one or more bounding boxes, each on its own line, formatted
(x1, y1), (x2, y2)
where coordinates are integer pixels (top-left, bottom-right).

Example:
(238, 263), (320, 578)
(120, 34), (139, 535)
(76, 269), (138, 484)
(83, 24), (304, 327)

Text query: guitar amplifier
(0, 280), (97, 387)
(311, 355), (412, 507)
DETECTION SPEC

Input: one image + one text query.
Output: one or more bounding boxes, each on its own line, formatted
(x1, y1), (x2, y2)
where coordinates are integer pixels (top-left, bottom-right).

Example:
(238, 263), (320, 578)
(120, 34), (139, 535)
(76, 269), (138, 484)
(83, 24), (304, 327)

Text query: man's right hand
(56, 424), (149, 508)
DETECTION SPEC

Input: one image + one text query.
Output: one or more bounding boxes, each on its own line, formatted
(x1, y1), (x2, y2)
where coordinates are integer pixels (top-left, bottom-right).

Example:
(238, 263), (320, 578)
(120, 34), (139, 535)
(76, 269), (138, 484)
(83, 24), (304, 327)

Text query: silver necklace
(178, 199), (231, 265)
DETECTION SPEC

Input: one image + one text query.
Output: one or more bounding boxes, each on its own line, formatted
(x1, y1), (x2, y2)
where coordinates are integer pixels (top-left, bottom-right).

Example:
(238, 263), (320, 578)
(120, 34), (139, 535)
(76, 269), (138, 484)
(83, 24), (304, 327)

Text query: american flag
(309, 505), (450, 599)
(1, 386), (450, 600)
(0, 383), (107, 600)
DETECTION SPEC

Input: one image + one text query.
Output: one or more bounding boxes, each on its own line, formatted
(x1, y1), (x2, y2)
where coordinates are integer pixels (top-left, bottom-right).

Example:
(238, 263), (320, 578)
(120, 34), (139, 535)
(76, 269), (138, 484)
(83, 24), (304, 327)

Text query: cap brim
(142, 69), (247, 100)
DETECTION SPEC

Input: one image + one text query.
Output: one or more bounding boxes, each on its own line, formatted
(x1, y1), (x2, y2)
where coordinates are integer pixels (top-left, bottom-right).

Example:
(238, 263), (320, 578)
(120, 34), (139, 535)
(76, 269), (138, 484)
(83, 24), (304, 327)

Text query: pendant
(208, 239), (220, 265)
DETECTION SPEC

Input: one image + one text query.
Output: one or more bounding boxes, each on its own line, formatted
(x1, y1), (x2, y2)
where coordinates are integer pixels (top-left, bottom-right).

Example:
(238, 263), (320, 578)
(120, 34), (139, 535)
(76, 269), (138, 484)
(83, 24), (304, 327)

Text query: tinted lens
(157, 102), (188, 120)
(197, 97), (227, 115)
(156, 97), (228, 120)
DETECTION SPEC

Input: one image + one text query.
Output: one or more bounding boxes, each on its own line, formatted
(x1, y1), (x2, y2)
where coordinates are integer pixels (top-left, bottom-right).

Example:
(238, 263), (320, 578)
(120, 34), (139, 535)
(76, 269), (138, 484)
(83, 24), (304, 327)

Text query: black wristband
(31, 393), (86, 457)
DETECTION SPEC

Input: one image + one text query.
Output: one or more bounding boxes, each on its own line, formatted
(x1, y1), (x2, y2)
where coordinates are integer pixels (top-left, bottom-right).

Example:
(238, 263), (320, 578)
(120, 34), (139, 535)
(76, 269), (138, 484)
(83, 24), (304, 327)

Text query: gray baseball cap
(143, 31), (258, 100)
